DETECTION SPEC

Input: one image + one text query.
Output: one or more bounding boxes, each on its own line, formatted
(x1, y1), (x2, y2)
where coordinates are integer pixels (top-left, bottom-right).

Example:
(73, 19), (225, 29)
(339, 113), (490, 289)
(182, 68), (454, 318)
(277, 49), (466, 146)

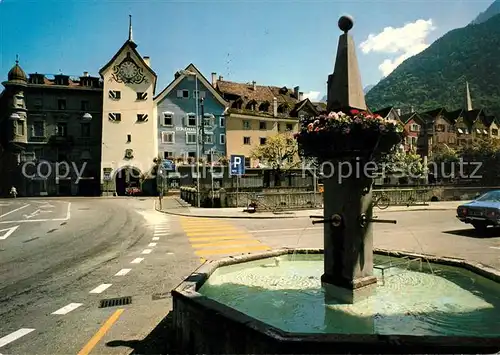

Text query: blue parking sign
(230, 155), (245, 176)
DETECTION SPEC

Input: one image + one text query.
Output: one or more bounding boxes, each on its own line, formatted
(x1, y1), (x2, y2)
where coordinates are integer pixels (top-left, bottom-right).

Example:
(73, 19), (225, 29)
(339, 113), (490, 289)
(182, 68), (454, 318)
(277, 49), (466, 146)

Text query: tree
(250, 132), (299, 186)
(384, 149), (425, 183)
(431, 143), (460, 163)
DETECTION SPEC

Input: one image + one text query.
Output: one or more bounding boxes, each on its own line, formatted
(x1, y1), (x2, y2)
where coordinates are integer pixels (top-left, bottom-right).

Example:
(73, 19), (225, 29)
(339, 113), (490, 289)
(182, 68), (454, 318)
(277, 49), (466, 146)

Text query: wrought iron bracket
(310, 214), (343, 227)
(359, 214), (397, 228)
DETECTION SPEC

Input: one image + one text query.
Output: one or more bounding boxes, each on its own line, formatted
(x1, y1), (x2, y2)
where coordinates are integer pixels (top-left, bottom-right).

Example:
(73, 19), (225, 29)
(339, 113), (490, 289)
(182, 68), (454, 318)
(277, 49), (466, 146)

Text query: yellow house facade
(99, 18), (158, 195)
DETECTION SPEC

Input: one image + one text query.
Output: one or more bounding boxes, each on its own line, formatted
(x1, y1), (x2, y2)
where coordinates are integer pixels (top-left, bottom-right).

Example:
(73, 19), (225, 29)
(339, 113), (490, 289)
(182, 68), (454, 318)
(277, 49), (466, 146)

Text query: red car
(125, 183), (141, 196)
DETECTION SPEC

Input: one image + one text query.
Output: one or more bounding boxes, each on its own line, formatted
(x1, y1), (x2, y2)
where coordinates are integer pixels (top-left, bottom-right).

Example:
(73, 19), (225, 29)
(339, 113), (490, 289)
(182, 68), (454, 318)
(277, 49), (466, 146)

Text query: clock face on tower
(111, 52), (147, 84)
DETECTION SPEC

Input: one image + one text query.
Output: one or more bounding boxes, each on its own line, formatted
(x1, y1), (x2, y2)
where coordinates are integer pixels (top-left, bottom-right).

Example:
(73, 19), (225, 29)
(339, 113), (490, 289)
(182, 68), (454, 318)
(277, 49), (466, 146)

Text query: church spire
(465, 80), (473, 111)
(128, 14), (133, 42)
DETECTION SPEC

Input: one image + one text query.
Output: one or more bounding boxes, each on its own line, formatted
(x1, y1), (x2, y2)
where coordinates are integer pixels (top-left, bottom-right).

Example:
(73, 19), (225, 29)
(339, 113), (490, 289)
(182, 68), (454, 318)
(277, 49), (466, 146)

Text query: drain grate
(152, 292), (171, 301)
(99, 296), (132, 308)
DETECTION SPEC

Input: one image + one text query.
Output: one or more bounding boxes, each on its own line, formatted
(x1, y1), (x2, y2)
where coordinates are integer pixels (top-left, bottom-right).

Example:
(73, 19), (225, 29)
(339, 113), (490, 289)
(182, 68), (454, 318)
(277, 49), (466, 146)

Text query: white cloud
(359, 19), (436, 77)
(302, 91), (321, 101)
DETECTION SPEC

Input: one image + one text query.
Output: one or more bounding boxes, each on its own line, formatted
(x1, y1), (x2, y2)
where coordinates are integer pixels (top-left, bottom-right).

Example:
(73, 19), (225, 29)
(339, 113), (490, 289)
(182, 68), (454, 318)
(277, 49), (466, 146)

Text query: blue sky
(0, 0), (493, 101)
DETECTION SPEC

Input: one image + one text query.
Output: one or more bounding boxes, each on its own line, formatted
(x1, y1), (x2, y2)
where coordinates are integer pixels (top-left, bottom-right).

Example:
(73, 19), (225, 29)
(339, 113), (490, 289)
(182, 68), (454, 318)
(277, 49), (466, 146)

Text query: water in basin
(198, 254), (500, 336)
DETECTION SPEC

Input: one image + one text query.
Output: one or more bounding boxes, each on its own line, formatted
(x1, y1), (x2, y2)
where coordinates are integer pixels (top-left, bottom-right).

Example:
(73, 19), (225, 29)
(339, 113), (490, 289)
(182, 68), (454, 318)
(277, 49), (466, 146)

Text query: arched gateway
(114, 166), (142, 196)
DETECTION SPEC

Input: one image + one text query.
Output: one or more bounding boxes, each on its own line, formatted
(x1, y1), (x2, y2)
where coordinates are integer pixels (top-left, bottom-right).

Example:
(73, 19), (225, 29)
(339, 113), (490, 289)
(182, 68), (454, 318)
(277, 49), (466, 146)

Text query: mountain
(364, 84), (375, 94)
(471, 0), (500, 25)
(365, 13), (500, 118)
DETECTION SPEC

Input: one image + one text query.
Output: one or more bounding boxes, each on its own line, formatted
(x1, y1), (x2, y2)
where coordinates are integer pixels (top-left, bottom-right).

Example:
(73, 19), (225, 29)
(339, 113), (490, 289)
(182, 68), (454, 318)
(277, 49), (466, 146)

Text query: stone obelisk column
(321, 16), (377, 304)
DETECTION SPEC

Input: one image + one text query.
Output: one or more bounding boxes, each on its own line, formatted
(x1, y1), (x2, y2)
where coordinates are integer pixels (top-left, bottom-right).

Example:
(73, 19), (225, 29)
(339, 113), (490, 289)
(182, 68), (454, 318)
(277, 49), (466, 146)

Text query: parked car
(456, 190), (500, 231)
(125, 183), (141, 196)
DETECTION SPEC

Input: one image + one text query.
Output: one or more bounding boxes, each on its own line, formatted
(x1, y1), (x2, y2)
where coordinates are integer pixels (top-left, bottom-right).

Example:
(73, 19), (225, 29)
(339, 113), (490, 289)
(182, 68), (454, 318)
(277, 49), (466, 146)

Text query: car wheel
(472, 222), (488, 232)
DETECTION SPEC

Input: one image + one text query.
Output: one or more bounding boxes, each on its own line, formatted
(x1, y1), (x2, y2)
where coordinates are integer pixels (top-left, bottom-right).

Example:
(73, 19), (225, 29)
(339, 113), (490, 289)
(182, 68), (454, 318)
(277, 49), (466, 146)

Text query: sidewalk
(155, 197), (467, 219)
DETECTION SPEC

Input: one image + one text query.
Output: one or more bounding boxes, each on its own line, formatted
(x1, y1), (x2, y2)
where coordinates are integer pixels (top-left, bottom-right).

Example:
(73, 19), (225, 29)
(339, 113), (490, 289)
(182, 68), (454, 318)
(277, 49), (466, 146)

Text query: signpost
(230, 155), (245, 207)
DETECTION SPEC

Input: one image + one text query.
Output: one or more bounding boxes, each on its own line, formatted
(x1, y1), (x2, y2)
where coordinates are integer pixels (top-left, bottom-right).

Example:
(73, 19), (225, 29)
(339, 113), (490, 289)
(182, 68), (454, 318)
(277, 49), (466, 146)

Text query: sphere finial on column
(338, 15), (354, 33)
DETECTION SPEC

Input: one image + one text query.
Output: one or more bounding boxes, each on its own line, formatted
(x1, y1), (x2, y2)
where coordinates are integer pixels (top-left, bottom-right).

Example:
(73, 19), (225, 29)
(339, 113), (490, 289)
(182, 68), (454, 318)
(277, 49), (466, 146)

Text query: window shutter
(177, 90), (183, 98)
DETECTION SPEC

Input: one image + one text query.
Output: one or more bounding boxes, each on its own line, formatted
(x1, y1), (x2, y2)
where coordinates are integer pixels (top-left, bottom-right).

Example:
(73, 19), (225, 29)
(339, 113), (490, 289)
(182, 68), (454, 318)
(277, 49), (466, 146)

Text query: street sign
(230, 155), (245, 176)
(162, 160), (175, 171)
(103, 173), (111, 181)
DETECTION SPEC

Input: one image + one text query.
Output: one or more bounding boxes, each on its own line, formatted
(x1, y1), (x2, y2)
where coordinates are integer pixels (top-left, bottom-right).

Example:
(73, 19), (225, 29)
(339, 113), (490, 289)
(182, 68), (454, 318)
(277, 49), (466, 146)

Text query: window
(203, 134), (213, 144)
(108, 113), (121, 121)
(177, 90), (189, 98)
(259, 121), (266, 130)
(188, 152), (196, 158)
(58, 99), (66, 110)
(260, 137), (267, 145)
(243, 120), (251, 129)
(81, 100), (89, 111)
(193, 90), (206, 99)
(186, 132), (197, 144)
(162, 132), (175, 144)
(436, 124), (445, 132)
(81, 123), (91, 137)
(109, 90), (121, 99)
(163, 112), (173, 126)
(203, 113), (215, 127)
(33, 121), (45, 137)
(493, 129), (498, 136)
(286, 123), (293, 131)
(137, 114), (148, 122)
(243, 136), (251, 145)
(163, 151), (173, 159)
(136, 92), (148, 100)
(219, 134), (226, 144)
(16, 120), (24, 135)
(219, 116), (225, 127)
(244, 157), (251, 167)
(126, 134), (131, 142)
(56, 122), (67, 137)
(186, 113), (196, 127)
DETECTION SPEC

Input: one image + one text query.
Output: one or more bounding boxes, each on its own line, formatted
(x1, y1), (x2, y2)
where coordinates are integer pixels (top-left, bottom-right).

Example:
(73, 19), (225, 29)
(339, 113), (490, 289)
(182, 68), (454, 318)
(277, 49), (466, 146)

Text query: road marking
(0, 204), (30, 219)
(148, 242), (157, 247)
(142, 249), (152, 254)
(89, 284), (112, 294)
(189, 235), (250, 242)
(154, 232), (169, 236)
(131, 257), (144, 264)
(0, 328), (35, 348)
(23, 209), (41, 219)
(194, 244), (270, 256)
(152, 237), (159, 241)
(248, 227), (322, 233)
(186, 230), (243, 237)
(490, 246), (500, 250)
(192, 239), (261, 248)
(52, 303), (83, 315)
(77, 309), (124, 355)
(0, 225), (19, 240)
(65, 202), (71, 220)
(115, 268), (131, 276)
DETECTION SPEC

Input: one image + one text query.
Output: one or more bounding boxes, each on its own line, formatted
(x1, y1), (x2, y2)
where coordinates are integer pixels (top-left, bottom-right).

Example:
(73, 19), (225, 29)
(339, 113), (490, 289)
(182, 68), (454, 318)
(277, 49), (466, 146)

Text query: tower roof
(7, 57), (27, 83)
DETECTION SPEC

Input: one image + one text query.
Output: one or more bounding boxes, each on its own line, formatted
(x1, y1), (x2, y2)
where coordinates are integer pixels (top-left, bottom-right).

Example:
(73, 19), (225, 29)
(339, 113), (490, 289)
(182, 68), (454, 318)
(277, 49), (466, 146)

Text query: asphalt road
(0, 197), (199, 355)
(1, 199), (499, 354)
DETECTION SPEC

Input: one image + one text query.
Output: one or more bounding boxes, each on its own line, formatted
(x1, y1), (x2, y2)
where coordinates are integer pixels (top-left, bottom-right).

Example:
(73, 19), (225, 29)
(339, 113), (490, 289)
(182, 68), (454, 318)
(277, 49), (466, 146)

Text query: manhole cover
(99, 296), (132, 308)
(152, 292), (171, 300)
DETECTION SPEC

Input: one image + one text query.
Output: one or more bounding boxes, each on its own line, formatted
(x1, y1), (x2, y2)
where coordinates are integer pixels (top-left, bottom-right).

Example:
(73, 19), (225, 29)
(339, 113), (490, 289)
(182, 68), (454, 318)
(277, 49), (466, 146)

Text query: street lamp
(178, 69), (201, 207)
(82, 113), (92, 120)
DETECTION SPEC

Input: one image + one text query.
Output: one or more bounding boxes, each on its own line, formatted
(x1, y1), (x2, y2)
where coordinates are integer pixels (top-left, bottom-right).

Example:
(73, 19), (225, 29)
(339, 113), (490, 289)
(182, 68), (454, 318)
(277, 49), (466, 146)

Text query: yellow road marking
(189, 235), (250, 242)
(186, 230), (242, 236)
(192, 239), (261, 248)
(77, 309), (124, 355)
(194, 244), (270, 256)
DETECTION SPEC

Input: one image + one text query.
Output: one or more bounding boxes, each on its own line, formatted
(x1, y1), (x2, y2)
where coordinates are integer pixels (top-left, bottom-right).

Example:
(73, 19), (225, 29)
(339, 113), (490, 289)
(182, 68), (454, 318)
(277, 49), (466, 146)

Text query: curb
(155, 206), (457, 219)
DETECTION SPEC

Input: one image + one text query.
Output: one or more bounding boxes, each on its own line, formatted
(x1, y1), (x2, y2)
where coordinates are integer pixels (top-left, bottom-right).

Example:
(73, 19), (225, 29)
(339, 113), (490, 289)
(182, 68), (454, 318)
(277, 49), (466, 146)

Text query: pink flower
(328, 112), (339, 120)
(350, 109), (359, 115)
(307, 123), (314, 132)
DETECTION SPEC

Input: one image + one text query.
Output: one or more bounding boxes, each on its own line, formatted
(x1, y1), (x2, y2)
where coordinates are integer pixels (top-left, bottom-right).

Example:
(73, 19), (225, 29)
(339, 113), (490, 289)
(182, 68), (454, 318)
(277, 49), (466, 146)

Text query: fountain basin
(172, 248), (500, 354)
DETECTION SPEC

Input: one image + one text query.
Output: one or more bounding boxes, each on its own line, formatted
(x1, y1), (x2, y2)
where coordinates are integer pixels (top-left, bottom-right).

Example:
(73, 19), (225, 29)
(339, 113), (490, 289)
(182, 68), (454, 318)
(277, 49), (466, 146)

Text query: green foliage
(384, 150), (425, 177)
(366, 14), (500, 119)
(431, 144), (460, 163)
(250, 132), (299, 170)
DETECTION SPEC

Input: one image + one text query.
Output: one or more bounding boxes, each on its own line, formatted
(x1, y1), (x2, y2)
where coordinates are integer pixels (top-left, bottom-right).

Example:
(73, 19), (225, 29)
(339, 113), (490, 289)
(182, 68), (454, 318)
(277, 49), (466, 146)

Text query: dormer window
(259, 102), (270, 112)
(279, 86), (288, 94)
(231, 98), (243, 109)
(29, 74), (45, 85)
(246, 100), (257, 111)
(55, 75), (69, 86)
(277, 103), (289, 114)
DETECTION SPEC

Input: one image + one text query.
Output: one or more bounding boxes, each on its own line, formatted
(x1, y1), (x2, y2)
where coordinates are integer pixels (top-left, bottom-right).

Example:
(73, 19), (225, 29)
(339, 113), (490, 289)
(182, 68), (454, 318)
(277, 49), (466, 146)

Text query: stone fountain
(171, 16), (500, 354)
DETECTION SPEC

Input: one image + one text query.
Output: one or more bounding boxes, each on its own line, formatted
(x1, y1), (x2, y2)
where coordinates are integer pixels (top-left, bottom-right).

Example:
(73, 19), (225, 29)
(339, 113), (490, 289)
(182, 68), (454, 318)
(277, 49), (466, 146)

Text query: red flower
(350, 109), (359, 115)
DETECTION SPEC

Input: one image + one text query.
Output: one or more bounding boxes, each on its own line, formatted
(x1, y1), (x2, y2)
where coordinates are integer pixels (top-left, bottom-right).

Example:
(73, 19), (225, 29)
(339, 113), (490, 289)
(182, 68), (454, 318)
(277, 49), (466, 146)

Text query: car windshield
(476, 191), (500, 202)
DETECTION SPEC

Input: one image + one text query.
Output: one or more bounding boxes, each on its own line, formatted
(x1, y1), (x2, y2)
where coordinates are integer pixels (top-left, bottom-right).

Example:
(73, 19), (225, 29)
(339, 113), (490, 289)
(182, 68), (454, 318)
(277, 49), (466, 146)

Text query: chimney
(211, 72), (217, 88)
(83, 71), (89, 77)
(219, 75), (223, 81)
(410, 106), (414, 113)
(396, 108), (401, 115)
(143, 56), (150, 67)
(294, 86), (300, 99)
(252, 81), (257, 90)
(273, 97), (278, 117)
(299, 91), (304, 101)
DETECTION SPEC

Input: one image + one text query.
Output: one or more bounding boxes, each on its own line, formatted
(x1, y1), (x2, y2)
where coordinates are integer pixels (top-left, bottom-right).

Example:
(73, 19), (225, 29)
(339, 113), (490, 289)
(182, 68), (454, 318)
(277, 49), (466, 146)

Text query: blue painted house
(154, 64), (227, 165)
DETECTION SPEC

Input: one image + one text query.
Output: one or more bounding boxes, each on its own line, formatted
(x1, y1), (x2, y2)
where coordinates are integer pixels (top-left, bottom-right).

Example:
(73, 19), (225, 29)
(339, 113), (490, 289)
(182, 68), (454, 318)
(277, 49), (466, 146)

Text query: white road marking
(131, 257), (144, 264)
(148, 243), (157, 247)
(51, 303), (83, 315)
(142, 249), (152, 254)
(249, 227), (322, 233)
(490, 246), (500, 250)
(167, 252), (174, 255)
(0, 328), (35, 348)
(0, 204), (30, 219)
(65, 202), (71, 220)
(115, 268), (131, 276)
(89, 284), (112, 294)
(0, 225), (19, 240)
(152, 237), (159, 241)
(154, 232), (169, 236)
(23, 209), (41, 219)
